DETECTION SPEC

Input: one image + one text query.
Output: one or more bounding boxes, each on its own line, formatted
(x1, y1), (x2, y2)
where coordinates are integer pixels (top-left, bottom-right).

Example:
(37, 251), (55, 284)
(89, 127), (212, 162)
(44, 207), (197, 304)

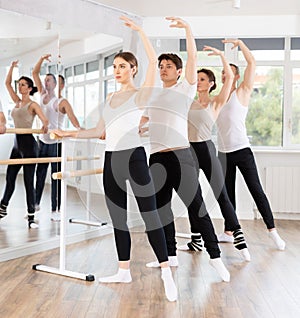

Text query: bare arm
(167, 17), (197, 85)
(52, 117), (105, 139)
(223, 39), (256, 104)
(0, 112), (6, 134)
(203, 45), (234, 111)
(32, 54), (51, 94)
(120, 16), (157, 108)
(58, 99), (81, 129)
(29, 102), (49, 133)
(5, 61), (20, 104)
(139, 115), (149, 135)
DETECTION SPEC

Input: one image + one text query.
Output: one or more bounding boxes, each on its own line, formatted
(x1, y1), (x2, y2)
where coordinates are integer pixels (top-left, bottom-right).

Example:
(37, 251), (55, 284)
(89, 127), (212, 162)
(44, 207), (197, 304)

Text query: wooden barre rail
(6, 128), (44, 134)
(52, 168), (103, 180)
(0, 156), (100, 165)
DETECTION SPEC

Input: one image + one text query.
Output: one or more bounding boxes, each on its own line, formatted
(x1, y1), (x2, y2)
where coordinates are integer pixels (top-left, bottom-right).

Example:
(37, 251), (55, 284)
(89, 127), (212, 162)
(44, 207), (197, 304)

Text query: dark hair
(229, 63), (240, 75)
(114, 52), (138, 77)
(46, 73), (57, 84)
(59, 74), (65, 85)
(18, 76), (38, 96)
(158, 53), (183, 70)
(197, 68), (216, 93)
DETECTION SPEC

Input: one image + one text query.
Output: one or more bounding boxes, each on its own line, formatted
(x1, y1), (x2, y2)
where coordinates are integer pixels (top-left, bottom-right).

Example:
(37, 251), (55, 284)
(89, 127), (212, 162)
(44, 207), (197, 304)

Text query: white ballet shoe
(146, 256), (178, 268)
(161, 267), (177, 302)
(209, 258), (230, 282)
(98, 268), (132, 283)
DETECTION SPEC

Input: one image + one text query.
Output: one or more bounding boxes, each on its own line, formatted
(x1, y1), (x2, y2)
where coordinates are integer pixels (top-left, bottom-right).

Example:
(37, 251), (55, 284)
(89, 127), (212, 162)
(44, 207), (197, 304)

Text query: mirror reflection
(0, 6), (125, 260)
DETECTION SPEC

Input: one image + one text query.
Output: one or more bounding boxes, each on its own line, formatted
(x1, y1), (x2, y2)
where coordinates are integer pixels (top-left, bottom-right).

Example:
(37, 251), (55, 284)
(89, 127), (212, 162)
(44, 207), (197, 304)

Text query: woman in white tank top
(53, 16), (177, 302)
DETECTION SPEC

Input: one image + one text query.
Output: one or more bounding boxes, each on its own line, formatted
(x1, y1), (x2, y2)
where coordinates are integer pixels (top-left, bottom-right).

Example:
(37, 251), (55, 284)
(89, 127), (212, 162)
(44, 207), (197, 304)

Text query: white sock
(161, 267), (177, 302)
(209, 258), (230, 282)
(146, 256), (178, 268)
(98, 268), (132, 283)
(269, 229), (286, 250)
(239, 248), (251, 262)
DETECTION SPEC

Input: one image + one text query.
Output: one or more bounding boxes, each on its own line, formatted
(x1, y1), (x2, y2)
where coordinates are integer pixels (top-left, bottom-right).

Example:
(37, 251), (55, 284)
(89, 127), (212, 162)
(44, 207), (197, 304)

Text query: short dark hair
(158, 53), (183, 70)
(46, 73), (57, 84)
(19, 76), (38, 96)
(229, 63), (240, 75)
(197, 68), (217, 93)
(114, 52), (138, 78)
(59, 74), (65, 85)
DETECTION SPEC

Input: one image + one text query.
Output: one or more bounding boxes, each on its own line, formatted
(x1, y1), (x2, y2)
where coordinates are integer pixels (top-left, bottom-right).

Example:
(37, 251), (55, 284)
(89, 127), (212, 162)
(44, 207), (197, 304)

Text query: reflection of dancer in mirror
(140, 18), (230, 282)
(178, 45), (251, 261)
(0, 61), (48, 228)
(216, 39), (285, 250)
(0, 100), (6, 134)
(32, 56), (81, 221)
(53, 16), (177, 302)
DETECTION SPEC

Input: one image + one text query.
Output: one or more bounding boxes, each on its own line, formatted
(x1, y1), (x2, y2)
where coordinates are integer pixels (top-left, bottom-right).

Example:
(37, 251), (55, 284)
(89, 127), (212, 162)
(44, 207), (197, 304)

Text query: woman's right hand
(120, 16), (141, 32)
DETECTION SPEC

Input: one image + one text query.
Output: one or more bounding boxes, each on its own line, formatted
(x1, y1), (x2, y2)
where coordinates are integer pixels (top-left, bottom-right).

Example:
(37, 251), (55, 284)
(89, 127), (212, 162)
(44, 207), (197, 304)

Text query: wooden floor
(0, 215), (299, 317)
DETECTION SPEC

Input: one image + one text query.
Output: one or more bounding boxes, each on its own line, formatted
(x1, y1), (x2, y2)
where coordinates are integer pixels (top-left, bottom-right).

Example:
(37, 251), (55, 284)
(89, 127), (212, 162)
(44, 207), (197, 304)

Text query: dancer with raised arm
(0, 61), (48, 228)
(216, 39), (285, 250)
(53, 16), (177, 302)
(140, 18), (230, 282)
(177, 44), (250, 261)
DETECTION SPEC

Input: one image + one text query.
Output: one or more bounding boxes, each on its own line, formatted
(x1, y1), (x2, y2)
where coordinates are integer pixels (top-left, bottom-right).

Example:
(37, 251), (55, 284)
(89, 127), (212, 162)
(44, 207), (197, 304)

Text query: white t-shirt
(145, 79), (197, 154)
(0, 100), (3, 112)
(102, 92), (143, 151)
(216, 90), (250, 152)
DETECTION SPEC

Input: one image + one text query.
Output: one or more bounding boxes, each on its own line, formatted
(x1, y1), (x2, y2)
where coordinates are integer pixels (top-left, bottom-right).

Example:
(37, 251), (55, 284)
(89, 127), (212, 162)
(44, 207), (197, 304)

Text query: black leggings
(190, 140), (241, 232)
(1, 134), (38, 214)
(218, 147), (275, 229)
(103, 147), (168, 263)
(149, 148), (220, 259)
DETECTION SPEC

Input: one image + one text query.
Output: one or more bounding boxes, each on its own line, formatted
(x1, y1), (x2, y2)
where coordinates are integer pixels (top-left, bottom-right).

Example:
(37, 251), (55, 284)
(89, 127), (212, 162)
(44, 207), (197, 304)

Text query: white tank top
(0, 100), (3, 112)
(216, 90), (250, 152)
(146, 79), (197, 154)
(39, 94), (65, 144)
(188, 103), (214, 142)
(102, 92), (143, 151)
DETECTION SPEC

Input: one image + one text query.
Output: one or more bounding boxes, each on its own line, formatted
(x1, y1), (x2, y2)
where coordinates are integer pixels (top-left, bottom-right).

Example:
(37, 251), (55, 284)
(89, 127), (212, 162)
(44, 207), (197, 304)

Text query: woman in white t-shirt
(53, 16), (177, 302)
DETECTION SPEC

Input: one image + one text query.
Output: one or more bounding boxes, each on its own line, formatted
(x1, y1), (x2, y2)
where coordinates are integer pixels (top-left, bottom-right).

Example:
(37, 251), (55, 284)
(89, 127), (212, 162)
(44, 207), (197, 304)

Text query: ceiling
(0, 0), (299, 60)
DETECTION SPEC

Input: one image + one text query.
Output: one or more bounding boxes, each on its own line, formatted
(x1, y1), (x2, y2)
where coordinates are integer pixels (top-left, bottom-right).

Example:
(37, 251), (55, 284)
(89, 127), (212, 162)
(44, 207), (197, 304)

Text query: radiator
(265, 166), (300, 213)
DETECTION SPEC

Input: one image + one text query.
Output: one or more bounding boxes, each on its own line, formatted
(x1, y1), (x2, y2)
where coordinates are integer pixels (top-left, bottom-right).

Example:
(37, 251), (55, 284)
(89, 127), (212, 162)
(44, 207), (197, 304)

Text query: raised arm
(203, 45), (234, 110)
(32, 54), (51, 94)
(5, 61), (21, 104)
(167, 17), (197, 85)
(120, 16), (157, 107)
(223, 39), (256, 99)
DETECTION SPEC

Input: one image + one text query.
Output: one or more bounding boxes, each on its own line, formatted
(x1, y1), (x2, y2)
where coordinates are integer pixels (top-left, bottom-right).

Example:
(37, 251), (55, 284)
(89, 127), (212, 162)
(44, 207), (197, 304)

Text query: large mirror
(0, 1), (137, 261)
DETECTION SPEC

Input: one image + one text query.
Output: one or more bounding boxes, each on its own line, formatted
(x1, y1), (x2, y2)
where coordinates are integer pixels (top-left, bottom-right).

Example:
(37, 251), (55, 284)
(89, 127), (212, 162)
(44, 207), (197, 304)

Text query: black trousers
(1, 134), (38, 214)
(103, 147), (168, 263)
(35, 140), (61, 211)
(190, 140), (241, 231)
(218, 147), (275, 229)
(149, 148), (220, 259)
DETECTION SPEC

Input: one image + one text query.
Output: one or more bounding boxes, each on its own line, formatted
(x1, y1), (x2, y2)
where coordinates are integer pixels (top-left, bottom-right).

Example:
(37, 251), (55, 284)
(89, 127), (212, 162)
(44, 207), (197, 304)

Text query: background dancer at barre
(53, 16), (177, 302)
(216, 39), (285, 250)
(33, 55), (81, 221)
(178, 45), (250, 261)
(0, 60), (48, 228)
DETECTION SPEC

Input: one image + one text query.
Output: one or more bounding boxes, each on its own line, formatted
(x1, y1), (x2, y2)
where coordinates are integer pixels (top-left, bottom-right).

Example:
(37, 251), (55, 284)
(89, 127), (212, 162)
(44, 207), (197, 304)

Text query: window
(291, 68), (300, 144)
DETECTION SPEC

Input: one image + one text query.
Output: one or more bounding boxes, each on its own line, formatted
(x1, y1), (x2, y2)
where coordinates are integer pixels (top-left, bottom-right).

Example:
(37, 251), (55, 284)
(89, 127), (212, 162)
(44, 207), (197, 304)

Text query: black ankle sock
(0, 203), (7, 218)
(233, 229), (247, 250)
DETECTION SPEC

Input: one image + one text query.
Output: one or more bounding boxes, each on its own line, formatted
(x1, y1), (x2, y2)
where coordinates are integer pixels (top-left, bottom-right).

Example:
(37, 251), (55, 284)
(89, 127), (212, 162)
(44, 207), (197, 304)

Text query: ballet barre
(6, 128), (44, 134)
(0, 156), (100, 166)
(52, 168), (103, 180)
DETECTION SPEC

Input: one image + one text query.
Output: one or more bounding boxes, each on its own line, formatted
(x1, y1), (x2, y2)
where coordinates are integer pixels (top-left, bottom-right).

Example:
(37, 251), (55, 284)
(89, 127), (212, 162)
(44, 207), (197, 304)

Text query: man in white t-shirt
(141, 17), (230, 282)
(0, 100), (6, 134)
